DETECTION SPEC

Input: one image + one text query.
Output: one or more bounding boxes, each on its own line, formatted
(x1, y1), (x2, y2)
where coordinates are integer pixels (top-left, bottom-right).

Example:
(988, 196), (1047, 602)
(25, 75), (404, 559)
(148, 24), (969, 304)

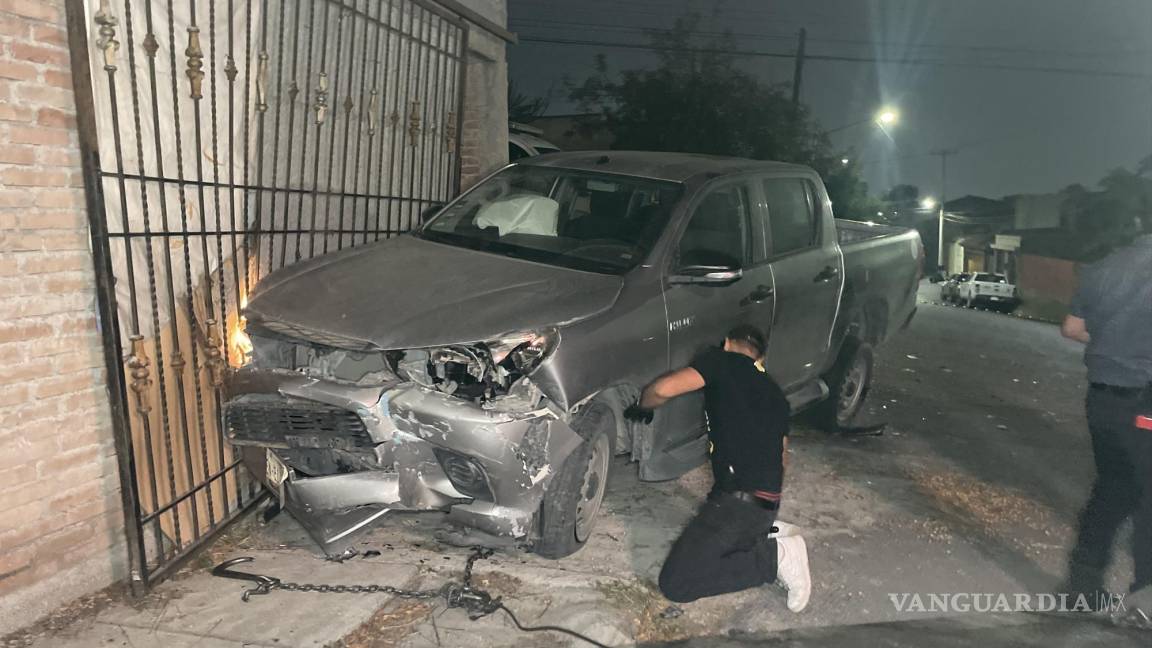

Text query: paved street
(19, 281), (1148, 647)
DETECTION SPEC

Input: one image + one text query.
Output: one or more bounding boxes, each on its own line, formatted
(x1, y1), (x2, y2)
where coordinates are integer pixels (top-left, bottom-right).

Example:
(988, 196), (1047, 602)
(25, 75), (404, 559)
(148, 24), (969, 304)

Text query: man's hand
(623, 402), (654, 425)
(1061, 315), (1090, 344)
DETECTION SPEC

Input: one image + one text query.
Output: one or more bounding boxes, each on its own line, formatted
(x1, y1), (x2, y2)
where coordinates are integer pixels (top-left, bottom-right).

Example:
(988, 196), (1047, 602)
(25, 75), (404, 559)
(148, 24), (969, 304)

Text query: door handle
(740, 284), (774, 307)
(813, 265), (839, 283)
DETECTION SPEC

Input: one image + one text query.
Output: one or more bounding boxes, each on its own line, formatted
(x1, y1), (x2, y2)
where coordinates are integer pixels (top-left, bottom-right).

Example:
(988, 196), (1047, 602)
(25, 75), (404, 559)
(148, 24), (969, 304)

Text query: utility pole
(791, 28), (807, 109)
(930, 148), (959, 270)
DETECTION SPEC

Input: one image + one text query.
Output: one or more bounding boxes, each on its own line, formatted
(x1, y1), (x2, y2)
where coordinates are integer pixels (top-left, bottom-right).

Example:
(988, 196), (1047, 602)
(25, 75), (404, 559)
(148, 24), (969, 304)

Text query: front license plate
(265, 448), (289, 501)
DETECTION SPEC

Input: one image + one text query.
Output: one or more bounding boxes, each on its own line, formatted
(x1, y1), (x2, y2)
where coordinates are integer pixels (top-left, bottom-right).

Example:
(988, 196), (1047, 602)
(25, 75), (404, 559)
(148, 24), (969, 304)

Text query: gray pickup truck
(226, 152), (922, 557)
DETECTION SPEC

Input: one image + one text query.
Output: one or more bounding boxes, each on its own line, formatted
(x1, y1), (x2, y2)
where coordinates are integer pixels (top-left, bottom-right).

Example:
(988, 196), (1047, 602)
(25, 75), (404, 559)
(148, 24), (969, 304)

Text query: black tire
(534, 403), (615, 559)
(815, 338), (875, 431)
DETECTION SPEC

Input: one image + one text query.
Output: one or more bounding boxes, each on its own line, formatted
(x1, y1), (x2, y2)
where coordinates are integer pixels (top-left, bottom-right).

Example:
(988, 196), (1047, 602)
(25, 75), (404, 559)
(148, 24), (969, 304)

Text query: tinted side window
(763, 178), (817, 255)
(677, 185), (750, 268)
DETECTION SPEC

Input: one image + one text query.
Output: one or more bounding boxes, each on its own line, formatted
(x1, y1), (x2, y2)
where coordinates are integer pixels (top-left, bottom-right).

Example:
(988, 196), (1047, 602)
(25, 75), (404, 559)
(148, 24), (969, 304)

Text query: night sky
(506, 0), (1152, 203)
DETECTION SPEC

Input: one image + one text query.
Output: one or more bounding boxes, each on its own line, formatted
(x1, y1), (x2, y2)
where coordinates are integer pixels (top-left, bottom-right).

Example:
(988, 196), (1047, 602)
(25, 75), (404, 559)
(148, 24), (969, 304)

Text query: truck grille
(225, 395), (372, 449)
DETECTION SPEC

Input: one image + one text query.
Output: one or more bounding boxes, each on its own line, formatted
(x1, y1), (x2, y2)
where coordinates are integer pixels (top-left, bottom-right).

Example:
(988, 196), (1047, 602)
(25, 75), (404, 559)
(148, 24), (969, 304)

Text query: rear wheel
(816, 338), (875, 431)
(534, 403), (615, 558)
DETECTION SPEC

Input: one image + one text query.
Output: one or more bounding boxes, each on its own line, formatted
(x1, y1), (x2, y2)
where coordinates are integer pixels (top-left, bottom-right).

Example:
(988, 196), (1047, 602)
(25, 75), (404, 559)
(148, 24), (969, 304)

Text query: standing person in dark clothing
(1062, 222), (1152, 618)
(625, 325), (811, 610)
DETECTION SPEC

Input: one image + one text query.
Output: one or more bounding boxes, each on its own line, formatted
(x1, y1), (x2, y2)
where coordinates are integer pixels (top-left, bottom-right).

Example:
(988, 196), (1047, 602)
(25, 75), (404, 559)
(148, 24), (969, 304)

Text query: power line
(517, 36), (1152, 81)
(510, 18), (1150, 61)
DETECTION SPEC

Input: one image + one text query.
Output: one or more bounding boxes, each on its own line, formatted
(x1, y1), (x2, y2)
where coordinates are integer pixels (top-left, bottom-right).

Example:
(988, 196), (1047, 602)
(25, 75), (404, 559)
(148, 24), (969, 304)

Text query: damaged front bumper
(225, 369), (582, 552)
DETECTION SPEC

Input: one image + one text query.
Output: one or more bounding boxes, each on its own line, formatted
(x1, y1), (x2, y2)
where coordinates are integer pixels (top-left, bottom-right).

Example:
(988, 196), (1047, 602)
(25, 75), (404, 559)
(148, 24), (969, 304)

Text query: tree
(884, 184), (920, 204)
(508, 81), (550, 123)
(569, 13), (877, 219)
(1057, 160), (1152, 258)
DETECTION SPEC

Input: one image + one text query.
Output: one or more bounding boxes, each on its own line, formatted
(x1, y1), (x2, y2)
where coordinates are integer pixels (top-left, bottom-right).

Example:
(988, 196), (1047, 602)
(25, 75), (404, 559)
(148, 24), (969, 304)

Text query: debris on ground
(597, 579), (693, 643)
(327, 599), (435, 648)
(0, 584), (127, 648)
(907, 464), (1070, 556)
(326, 548), (360, 563)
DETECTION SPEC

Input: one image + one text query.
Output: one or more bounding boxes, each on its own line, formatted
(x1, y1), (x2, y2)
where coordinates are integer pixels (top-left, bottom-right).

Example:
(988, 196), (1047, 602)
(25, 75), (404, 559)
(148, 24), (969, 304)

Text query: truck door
(761, 176), (843, 389)
(644, 179), (776, 481)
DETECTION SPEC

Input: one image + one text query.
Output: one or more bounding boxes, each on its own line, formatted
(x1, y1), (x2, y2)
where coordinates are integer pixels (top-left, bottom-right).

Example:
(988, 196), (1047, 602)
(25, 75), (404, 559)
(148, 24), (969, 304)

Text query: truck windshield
(419, 166), (683, 274)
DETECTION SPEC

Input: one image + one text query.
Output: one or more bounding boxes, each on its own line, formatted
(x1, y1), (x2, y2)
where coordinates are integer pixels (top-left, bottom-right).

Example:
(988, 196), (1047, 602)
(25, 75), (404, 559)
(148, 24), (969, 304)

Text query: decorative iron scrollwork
(126, 335), (153, 415)
(288, 80), (299, 103)
(224, 55), (238, 83)
(314, 73), (329, 125)
(169, 349), (186, 373)
(344, 94), (353, 116)
(256, 52), (269, 112)
(185, 26), (205, 100)
(407, 101), (420, 141)
(367, 90), (378, 134)
(94, 0), (119, 72)
(445, 111), (456, 152)
(142, 33), (158, 59)
(203, 319), (226, 387)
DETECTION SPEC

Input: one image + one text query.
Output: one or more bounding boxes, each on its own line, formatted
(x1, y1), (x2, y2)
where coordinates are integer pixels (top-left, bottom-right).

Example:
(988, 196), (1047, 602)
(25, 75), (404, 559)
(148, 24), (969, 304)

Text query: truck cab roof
(518, 151), (812, 184)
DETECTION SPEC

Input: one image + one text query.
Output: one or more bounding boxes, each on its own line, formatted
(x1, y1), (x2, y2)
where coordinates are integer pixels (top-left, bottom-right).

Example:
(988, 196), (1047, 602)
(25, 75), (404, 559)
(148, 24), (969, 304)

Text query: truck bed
(832, 219), (922, 350)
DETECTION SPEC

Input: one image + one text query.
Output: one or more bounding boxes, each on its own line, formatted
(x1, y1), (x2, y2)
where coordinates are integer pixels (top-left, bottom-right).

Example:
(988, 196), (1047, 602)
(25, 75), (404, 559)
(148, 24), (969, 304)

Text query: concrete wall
(0, 0), (125, 635)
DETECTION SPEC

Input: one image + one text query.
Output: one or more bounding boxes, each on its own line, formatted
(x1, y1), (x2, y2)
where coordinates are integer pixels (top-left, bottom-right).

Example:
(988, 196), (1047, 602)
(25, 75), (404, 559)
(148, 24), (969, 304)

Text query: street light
(876, 108), (899, 126)
(920, 197), (937, 210)
(841, 158), (850, 165)
(825, 106), (902, 135)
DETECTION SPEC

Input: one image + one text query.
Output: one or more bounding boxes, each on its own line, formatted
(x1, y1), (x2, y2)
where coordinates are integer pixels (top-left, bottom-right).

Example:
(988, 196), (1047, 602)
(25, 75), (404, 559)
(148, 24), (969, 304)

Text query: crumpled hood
(245, 235), (623, 349)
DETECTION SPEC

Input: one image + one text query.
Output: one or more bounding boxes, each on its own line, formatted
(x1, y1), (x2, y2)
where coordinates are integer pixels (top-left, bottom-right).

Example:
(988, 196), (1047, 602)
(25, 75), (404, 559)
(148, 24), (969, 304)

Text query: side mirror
(669, 264), (743, 286)
(420, 203), (445, 224)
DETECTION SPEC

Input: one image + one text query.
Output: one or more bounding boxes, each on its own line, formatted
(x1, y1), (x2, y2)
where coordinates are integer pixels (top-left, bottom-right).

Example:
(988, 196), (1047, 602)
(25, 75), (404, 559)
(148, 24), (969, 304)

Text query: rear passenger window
(677, 185), (750, 268)
(762, 178), (818, 256)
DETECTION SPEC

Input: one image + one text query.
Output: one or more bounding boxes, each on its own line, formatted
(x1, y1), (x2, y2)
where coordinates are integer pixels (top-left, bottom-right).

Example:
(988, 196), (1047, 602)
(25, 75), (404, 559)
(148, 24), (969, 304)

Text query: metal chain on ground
(211, 547), (609, 648)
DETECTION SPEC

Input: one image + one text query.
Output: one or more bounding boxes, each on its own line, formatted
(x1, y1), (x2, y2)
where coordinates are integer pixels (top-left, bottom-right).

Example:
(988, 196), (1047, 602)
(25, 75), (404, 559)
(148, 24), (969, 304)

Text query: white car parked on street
(956, 272), (1019, 311)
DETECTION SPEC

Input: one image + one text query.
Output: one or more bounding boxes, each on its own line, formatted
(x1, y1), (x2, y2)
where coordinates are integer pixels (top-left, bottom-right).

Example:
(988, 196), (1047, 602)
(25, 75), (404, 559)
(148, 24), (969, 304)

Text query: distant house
(939, 195), (1012, 274)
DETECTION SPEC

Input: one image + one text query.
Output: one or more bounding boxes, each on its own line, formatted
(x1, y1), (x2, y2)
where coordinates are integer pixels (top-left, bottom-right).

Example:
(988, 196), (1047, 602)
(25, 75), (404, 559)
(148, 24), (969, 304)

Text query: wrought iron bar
(320, 5), (352, 254)
(124, 0), (188, 548)
(292, 0), (320, 263)
(139, 0), (215, 532)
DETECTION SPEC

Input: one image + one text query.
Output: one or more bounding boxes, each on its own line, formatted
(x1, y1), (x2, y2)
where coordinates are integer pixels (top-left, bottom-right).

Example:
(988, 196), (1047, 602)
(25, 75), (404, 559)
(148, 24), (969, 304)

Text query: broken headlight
(393, 329), (558, 403)
(486, 328), (559, 375)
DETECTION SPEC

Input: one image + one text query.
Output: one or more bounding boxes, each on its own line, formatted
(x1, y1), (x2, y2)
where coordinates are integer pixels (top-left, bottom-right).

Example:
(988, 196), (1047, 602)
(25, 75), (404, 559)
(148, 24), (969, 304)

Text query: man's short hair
(726, 324), (767, 357)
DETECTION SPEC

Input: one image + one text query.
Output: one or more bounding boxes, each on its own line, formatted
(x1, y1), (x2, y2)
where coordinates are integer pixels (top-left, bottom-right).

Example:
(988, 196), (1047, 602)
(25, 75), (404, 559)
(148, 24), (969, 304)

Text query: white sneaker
(767, 520), (799, 539)
(775, 535), (811, 612)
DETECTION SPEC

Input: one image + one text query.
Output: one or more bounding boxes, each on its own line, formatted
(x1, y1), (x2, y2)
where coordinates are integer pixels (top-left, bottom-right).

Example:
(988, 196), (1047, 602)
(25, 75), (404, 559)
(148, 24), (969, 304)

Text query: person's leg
(658, 497), (777, 603)
(1067, 390), (1140, 593)
(1125, 399), (1152, 592)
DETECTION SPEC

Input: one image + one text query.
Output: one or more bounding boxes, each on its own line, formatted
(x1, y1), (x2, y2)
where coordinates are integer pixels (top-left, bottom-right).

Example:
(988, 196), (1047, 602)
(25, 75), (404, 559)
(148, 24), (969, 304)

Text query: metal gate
(65, 0), (468, 590)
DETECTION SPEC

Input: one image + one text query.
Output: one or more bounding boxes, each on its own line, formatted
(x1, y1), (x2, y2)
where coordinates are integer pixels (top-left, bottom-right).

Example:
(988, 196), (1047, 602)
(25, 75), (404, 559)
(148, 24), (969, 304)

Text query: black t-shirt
(690, 348), (791, 494)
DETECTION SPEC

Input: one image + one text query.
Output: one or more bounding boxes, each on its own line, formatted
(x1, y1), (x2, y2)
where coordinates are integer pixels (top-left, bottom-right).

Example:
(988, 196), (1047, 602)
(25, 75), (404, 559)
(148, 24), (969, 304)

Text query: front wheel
(533, 403), (615, 558)
(815, 338), (875, 431)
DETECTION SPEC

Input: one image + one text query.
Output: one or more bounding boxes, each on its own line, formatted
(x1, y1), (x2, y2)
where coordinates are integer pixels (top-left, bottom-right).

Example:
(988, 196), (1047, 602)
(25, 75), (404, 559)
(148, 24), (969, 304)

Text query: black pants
(658, 492), (778, 603)
(1068, 387), (1152, 593)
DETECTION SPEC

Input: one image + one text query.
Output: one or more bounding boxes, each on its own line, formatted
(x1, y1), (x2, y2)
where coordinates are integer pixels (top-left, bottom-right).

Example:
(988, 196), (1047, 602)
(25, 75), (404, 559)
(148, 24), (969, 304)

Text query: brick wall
(1015, 253), (1080, 322)
(457, 0), (508, 189)
(0, 0), (125, 635)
